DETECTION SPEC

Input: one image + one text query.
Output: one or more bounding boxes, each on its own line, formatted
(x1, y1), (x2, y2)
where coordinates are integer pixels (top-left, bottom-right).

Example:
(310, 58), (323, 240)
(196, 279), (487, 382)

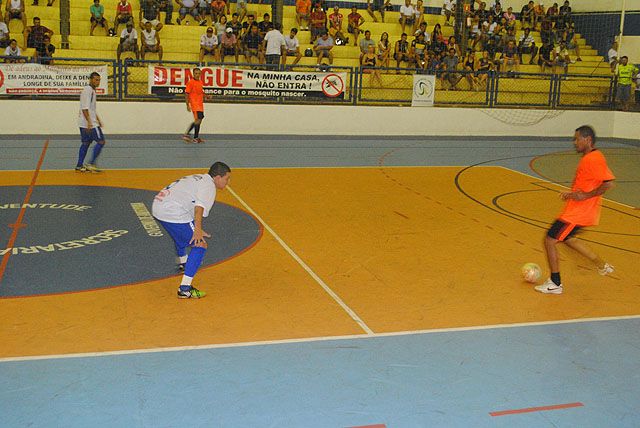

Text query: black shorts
(196, 111), (204, 119)
(547, 219), (582, 242)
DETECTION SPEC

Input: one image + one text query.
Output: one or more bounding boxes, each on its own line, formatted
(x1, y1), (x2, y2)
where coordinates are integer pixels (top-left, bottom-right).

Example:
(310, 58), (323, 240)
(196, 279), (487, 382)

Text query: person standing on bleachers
(24, 17), (53, 51)
(615, 56), (639, 111)
(90, 0), (108, 36)
(113, 0), (133, 35)
(263, 22), (285, 69)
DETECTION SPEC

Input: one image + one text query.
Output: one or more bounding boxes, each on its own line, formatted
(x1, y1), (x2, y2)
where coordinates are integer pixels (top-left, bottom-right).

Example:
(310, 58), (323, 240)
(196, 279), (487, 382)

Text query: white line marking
(1, 314), (638, 363)
(226, 185), (374, 336)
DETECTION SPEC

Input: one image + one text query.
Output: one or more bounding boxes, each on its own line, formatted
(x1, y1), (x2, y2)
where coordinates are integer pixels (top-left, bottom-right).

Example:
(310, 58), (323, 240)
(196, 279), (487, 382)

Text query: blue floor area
(1, 318), (639, 428)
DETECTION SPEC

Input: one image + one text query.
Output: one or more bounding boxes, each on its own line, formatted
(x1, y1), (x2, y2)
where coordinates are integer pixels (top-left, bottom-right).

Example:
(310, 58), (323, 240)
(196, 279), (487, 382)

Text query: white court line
(1, 314), (639, 363)
(226, 185), (375, 336)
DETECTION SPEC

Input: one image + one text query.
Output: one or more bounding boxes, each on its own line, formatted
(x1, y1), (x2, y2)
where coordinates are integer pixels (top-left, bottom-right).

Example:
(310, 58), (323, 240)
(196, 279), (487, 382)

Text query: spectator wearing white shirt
(3, 38), (22, 62)
(116, 21), (138, 61)
(412, 0), (424, 33)
(442, 0), (454, 26)
(284, 27), (302, 66)
(263, 22), (286, 69)
(0, 17), (9, 48)
(140, 20), (162, 62)
(176, 0), (199, 25)
(399, 0), (414, 34)
(607, 41), (618, 73)
(199, 26), (218, 64)
(518, 27), (538, 64)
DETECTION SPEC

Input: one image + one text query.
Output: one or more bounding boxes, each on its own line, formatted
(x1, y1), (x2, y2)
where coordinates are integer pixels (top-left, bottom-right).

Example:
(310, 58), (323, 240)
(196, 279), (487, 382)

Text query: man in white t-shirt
(116, 21), (139, 61)
(442, 0), (455, 25)
(199, 26), (218, 64)
(399, 0), (415, 34)
(284, 27), (301, 66)
(607, 41), (618, 73)
(263, 22), (286, 69)
(0, 19), (9, 48)
(152, 162), (231, 299)
(76, 72), (106, 173)
(4, 38), (22, 61)
(140, 20), (163, 62)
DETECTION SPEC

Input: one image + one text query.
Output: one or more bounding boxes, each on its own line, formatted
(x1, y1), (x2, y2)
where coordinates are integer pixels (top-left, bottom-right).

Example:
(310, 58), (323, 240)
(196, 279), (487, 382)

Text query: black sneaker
(177, 263), (185, 272)
(177, 287), (206, 299)
(75, 166), (87, 172)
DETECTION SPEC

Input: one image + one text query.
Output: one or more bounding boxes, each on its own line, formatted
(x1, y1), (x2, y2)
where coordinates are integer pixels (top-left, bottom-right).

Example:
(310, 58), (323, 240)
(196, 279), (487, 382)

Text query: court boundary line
(1, 314), (638, 363)
(226, 185), (375, 336)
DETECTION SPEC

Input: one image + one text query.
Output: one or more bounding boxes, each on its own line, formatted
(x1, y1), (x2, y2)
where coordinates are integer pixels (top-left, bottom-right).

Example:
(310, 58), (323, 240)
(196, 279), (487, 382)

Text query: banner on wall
(411, 74), (436, 107)
(148, 66), (347, 99)
(0, 64), (108, 95)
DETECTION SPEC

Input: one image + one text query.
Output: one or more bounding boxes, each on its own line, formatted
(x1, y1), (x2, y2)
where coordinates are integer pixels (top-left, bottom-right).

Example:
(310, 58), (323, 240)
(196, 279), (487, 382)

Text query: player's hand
(561, 191), (586, 201)
(186, 104), (191, 112)
(189, 228), (211, 247)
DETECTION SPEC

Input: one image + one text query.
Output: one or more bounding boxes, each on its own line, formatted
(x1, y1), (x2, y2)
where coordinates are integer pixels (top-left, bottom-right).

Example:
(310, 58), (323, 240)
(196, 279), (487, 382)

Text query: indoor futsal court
(1, 132), (639, 427)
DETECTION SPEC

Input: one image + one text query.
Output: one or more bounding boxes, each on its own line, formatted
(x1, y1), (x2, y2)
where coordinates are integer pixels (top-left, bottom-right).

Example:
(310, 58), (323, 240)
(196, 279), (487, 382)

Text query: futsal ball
(521, 263), (541, 283)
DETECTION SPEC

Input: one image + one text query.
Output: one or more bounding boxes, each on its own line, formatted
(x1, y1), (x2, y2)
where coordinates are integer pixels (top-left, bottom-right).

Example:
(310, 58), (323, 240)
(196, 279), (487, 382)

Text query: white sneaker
(598, 263), (614, 276)
(535, 278), (563, 294)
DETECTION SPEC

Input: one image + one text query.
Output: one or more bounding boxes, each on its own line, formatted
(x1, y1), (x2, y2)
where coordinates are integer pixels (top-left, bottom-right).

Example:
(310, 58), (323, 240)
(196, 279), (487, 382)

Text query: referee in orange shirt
(183, 68), (212, 144)
(536, 125), (616, 295)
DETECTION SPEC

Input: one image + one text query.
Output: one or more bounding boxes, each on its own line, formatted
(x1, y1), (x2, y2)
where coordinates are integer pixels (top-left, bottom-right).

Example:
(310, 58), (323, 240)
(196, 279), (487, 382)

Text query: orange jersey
(559, 149), (615, 226)
(185, 78), (204, 112)
(296, 0), (311, 14)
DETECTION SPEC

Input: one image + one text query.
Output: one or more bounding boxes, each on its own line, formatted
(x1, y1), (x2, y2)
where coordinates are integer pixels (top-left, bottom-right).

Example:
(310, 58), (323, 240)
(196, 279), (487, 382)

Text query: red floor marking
(0, 139), (49, 284)
(490, 402), (584, 417)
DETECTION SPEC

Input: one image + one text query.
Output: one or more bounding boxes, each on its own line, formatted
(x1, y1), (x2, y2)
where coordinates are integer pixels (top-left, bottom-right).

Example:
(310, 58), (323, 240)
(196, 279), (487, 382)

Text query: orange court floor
(1, 137), (638, 360)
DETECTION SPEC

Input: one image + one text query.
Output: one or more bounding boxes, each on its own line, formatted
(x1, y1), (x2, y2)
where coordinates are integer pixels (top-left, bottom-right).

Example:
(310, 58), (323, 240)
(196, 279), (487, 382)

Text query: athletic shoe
(598, 263), (614, 276)
(534, 278), (563, 294)
(177, 263), (185, 272)
(177, 286), (206, 299)
(182, 134), (192, 143)
(75, 166), (87, 172)
(193, 138), (205, 144)
(85, 163), (102, 173)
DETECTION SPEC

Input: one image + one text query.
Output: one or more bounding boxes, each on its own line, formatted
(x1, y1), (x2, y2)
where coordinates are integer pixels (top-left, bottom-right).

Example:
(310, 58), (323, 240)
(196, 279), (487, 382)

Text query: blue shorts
(156, 219), (195, 255)
(80, 127), (105, 144)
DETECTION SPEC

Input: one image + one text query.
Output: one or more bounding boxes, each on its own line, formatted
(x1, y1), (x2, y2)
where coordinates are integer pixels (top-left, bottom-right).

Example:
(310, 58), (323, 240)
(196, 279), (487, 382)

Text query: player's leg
(536, 219), (573, 294)
(76, 128), (92, 171)
(193, 111), (204, 143)
(180, 221), (208, 298)
(563, 237), (614, 275)
(86, 127), (105, 172)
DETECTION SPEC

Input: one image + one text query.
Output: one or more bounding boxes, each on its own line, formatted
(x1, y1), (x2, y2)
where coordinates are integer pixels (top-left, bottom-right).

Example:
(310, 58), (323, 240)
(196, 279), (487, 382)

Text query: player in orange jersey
(535, 125), (616, 294)
(182, 68), (212, 144)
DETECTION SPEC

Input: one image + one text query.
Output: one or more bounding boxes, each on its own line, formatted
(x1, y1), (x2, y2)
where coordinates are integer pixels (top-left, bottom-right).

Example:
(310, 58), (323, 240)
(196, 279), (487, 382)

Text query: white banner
(0, 64), (108, 95)
(149, 66), (347, 99)
(411, 74), (436, 107)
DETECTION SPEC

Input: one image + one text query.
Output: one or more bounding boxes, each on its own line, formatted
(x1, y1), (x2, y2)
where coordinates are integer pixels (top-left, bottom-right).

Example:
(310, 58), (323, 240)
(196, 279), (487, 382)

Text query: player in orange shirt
(182, 68), (212, 144)
(535, 125), (616, 294)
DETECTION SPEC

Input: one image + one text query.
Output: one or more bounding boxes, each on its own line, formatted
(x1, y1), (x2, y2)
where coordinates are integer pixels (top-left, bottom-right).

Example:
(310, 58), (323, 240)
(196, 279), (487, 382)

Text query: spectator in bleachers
(214, 14), (227, 38)
(140, 0), (163, 31)
(463, 50), (479, 90)
(219, 26), (238, 63)
(377, 31), (390, 67)
(176, 0), (199, 25)
(615, 56), (638, 111)
(532, 2), (544, 31)
(442, 0), (454, 26)
(196, 0), (212, 26)
(476, 50), (494, 86)
(210, 0), (225, 23)
(607, 41), (618, 73)
(113, 0), (133, 34)
(539, 15), (552, 45)
(431, 23), (445, 55)
(517, 27), (537, 65)
(635, 73), (640, 109)
(24, 17), (52, 49)
(0, 13), (9, 47)
(446, 35), (461, 57)
(90, 0), (108, 36)
(399, 0), (414, 35)
(347, 6), (363, 47)
(412, 0), (424, 33)
(263, 22), (285, 69)
(295, 0), (310, 31)
(283, 27), (301, 66)
(413, 21), (428, 41)
(475, 1), (488, 22)
(546, 2), (558, 23)
(502, 6), (515, 30)
(538, 40), (553, 72)
(558, 0), (571, 29)
(441, 47), (461, 89)
(242, 23), (262, 63)
(234, 0), (246, 22)
(552, 39), (570, 76)
(520, 1), (534, 29)
(500, 26), (515, 50)
(4, 38), (22, 61)
(257, 12), (271, 37)
(241, 13), (255, 35)
(563, 23), (581, 61)
(116, 21), (139, 60)
(199, 26), (218, 63)
(313, 31), (333, 66)
(358, 29), (375, 65)
(362, 44), (382, 87)
(409, 31), (427, 69)
(309, 5), (325, 43)
(156, 0), (174, 25)
(228, 12), (242, 35)
(328, 6), (347, 45)
(140, 20), (163, 62)
(393, 32), (409, 68)
(34, 34), (54, 63)
(366, 0), (384, 24)
(4, 0), (27, 30)
(491, 2), (502, 22)
(500, 39), (519, 73)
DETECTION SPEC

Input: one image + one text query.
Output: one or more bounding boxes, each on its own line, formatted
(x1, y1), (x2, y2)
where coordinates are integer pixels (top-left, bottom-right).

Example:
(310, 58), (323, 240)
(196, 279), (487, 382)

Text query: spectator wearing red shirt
(309, 4), (326, 42)
(328, 6), (346, 44)
(113, 0), (133, 35)
(347, 6), (363, 47)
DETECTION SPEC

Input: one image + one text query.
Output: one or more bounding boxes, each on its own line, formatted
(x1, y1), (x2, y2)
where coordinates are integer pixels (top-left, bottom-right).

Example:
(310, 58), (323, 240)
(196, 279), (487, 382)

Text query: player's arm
(561, 180), (615, 201)
(82, 109), (93, 129)
(189, 205), (211, 246)
(185, 86), (191, 111)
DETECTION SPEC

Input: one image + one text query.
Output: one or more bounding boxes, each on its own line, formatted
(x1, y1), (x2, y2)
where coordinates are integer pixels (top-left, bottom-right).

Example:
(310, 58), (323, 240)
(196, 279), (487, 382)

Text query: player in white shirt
(76, 72), (106, 172)
(152, 162), (232, 299)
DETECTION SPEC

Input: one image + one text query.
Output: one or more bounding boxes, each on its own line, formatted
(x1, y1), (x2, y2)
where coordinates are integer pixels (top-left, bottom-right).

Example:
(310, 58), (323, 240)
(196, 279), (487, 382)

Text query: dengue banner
(149, 66), (348, 99)
(0, 64), (108, 95)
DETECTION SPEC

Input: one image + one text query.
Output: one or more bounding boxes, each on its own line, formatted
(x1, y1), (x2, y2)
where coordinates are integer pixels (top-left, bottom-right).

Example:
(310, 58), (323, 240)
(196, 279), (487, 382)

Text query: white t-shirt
(284, 35), (299, 51)
(442, 0), (454, 12)
(142, 28), (156, 46)
(200, 33), (218, 48)
(120, 27), (138, 42)
(5, 45), (21, 56)
(78, 85), (98, 128)
(607, 48), (618, 63)
(9, 0), (22, 11)
(0, 22), (9, 39)
(264, 29), (286, 56)
(400, 4), (415, 17)
(152, 174), (216, 223)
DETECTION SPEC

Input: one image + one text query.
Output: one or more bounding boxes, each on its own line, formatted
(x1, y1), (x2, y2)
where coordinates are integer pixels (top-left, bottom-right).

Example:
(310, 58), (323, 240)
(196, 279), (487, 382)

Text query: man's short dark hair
(209, 162), (231, 178)
(575, 125), (596, 145)
(291, 28), (298, 34)
(89, 71), (100, 79)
